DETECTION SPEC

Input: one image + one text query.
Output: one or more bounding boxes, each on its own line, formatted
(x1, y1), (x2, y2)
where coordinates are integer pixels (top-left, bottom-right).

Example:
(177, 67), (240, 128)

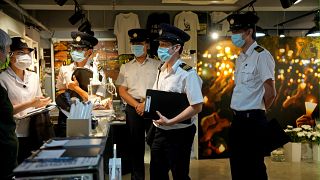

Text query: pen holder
(66, 118), (91, 137)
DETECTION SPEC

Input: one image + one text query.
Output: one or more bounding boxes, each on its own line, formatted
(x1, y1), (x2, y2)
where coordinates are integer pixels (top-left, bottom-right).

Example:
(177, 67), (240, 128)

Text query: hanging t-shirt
(146, 12), (171, 58)
(174, 11), (200, 52)
(114, 13), (140, 55)
(211, 12), (229, 36)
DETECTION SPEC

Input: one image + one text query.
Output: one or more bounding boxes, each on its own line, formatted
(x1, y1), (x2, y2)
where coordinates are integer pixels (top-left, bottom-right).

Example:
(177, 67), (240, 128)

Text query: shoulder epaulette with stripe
(26, 68), (36, 72)
(254, 46), (264, 53)
(179, 63), (193, 71)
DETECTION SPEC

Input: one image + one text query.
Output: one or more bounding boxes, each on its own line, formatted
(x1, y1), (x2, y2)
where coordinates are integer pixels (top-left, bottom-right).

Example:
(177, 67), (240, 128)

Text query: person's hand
(135, 102), (145, 116)
(296, 115), (315, 127)
(153, 111), (173, 126)
(67, 75), (79, 91)
(32, 96), (51, 108)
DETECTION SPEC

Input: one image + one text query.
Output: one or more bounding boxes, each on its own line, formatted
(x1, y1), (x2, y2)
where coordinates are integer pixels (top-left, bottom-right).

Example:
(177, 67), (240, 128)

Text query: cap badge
(159, 29), (163, 36)
(133, 33), (137, 38)
(230, 19), (234, 25)
(20, 38), (26, 43)
(76, 36), (81, 42)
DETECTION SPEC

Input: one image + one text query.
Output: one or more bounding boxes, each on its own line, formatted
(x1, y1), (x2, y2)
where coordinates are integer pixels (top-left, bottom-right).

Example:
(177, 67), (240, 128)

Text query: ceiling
(0, 0), (319, 38)
(14, 0), (318, 11)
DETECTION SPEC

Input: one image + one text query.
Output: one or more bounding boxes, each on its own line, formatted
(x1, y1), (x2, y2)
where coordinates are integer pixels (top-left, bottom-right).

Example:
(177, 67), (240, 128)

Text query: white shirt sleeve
(134, 14), (141, 28)
(257, 51), (275, 83)
(184, 70), (203, 105)
(115, 64), (127, 87)
(114, 14), (120, 36)
(56, 66), (69, 90)
(174, 13), (180, 27)
(195, 13), (200, 30)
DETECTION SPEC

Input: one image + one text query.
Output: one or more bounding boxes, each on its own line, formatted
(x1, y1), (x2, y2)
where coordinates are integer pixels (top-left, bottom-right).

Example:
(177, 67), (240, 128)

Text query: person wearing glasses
(0, 37), (51, 163)
(55, 31), (98, 136)
(56, 31), (98, 101)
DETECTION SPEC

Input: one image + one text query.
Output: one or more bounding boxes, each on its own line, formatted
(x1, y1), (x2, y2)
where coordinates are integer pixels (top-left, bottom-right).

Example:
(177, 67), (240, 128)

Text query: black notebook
(144, 89), (191, 124)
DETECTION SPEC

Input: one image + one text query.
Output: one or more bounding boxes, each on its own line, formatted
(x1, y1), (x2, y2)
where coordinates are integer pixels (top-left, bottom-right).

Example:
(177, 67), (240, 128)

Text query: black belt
(232, 109), (265, 119)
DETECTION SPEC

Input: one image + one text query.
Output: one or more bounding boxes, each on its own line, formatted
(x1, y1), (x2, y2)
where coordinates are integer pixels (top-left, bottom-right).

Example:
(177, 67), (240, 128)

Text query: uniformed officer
(150, 23), (203, 180)
(56, 31), (98, 101)
(0, 37), (52, 163)
(227, 12), (276, 180)
(115, 28), (160, 180)
(55, 31), (98, 136)
(0, 29), (18, 180)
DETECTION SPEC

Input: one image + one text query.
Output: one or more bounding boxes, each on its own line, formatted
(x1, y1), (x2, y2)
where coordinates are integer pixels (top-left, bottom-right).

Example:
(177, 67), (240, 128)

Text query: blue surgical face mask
(231, 33), (245, 47)
(131, 45), (145, 57)
(157, 47), (174, 62)
(71, 50), (86, 62)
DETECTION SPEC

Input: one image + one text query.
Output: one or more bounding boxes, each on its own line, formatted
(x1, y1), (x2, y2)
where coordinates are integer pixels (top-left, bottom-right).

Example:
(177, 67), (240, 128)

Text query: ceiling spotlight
(78, 20), (91, 32)
(256, 26), (266, 37)
(279, 29), (285, 38)
(69, 10), (85, 25)
(54, 0), (68, 6)
(306, 26), (320, 37)
(306, 11), (320, 37)
(280, 0), (303, 9)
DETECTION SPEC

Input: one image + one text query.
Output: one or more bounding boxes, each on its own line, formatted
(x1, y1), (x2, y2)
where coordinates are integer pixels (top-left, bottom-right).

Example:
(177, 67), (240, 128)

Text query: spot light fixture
(54, 0), (68, 6)
(78, 19), (92, 33)
(280, 0), (303, 9)
(68, 0), (84, 25)
(306, 11), (320, 37)
(69, 9), (84, 25)
(256, 26), (266, 37)
(279, 29), (286, 38)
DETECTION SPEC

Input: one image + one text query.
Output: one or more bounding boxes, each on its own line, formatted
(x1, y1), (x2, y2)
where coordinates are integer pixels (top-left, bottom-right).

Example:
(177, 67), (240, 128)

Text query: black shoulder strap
(254, 46), (264, 53)
(26, 68), (36, 72)
(179, 63), (193, 71)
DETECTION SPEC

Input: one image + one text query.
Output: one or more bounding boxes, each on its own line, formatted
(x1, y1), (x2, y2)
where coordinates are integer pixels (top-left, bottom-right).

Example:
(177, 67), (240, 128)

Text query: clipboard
(144, 89), (191, 124)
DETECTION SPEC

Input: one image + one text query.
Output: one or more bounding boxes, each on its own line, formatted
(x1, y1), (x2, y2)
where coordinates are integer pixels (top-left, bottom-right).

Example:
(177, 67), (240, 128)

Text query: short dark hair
(170, 41), (184, 54)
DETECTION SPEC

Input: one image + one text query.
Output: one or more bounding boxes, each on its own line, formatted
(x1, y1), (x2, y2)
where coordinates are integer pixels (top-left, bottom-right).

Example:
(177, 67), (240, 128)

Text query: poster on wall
(197, 37), (320, 159)
(259, 37), (320, 128)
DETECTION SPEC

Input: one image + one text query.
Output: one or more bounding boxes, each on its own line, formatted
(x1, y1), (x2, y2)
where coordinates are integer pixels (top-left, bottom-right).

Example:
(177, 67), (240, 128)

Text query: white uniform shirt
(56, 61), (92, 90)
(174, 11), (200, 51)
(114, 13), (140, 55)
(153, 59), (203, 130)
(116, 57), (160, 100)
(230, 41), (275, 111)
(0, 67), (42, 137)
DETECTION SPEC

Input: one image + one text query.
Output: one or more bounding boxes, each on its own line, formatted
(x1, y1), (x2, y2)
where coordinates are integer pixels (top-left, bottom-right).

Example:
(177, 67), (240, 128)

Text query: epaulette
(254, 46), (264, 53)
(26, 68), (36, 72)
(179, 63), (192, 71)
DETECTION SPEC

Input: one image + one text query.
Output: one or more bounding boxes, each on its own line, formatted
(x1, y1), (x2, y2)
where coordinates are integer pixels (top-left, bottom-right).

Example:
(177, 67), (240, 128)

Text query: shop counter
(13, 137), (107, 180)
(13, 113), (129, 179)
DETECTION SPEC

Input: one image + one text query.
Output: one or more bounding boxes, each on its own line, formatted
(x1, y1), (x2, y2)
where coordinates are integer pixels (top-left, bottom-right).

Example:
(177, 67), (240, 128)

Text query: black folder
(144, 89), (191, 124)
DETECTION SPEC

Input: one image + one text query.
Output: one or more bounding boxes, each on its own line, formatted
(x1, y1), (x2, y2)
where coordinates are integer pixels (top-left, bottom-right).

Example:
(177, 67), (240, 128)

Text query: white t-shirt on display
(114, 13), (140, 55)
(211, 12), (229, 36)
(174, 11), (200, 52)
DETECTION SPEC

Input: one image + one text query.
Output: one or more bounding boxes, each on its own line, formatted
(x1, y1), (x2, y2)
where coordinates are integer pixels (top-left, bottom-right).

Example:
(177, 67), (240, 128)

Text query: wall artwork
(197, 37), (320, 159)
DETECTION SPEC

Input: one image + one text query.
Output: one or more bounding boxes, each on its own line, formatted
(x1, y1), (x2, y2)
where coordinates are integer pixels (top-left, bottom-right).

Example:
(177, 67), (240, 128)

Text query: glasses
(13, 50), (31, 56)
(71, 47), (88, 52)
